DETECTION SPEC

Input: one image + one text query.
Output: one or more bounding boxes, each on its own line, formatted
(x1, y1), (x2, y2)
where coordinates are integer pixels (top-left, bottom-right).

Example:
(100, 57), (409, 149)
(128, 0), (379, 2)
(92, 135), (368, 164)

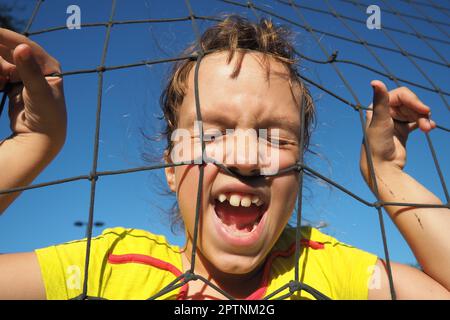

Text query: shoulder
(98, 227), (182, 267)
(37, 227), (180, 257)
(276, 226), (378, 269)
(98, 227), (180, 253)
(35, 227), (183, 300)
(273, 226), (354, 251)
(98, 226), (172, 242)
(268, 226), (378, 300)
(35, 227), (182, 278)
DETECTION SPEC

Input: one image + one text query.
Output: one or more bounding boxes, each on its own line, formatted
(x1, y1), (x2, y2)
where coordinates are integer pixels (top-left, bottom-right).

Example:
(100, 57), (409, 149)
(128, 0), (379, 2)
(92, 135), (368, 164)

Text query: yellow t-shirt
(35, 226), (378, 300)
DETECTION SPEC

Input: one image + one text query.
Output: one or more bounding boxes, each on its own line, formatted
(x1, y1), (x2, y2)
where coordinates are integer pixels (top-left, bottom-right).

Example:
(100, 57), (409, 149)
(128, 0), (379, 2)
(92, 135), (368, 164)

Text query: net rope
(0, 0), (449, 300)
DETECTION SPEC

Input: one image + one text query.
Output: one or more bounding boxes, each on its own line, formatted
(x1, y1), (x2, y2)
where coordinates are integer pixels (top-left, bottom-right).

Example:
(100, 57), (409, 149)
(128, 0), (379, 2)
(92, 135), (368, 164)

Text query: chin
(206, 250), (264, 276)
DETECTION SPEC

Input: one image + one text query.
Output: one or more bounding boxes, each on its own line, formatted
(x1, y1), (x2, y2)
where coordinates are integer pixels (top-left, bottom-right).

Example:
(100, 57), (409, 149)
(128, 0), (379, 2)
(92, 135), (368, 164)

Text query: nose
(225, 163), (261, 177)
(223, 132), (261, 177)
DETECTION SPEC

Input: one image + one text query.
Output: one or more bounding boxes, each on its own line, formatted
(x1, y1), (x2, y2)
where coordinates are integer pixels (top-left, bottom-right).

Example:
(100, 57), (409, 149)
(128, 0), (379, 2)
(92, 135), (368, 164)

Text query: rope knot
(327, 51), (338, 63)
(184, 271), (199, 282)
(374, 201), (383, 209)
(288, 280), (302, 293)
(88, 172), (98, 182)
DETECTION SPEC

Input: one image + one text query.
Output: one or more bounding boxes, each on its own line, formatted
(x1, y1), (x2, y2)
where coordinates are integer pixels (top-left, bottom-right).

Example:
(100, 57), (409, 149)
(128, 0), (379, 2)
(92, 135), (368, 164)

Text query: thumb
(13, 43), (52, 101)
(368, 80), (391, 128)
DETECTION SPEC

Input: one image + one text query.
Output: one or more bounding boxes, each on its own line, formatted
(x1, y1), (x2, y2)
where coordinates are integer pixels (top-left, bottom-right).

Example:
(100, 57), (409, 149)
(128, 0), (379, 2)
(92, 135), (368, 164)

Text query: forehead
(178, 51), (301, 127)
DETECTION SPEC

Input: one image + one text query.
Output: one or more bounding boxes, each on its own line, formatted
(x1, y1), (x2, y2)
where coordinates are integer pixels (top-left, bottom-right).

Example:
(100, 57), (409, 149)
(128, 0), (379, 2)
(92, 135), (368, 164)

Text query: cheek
(270, 173), (299, 219)
(260, 145), (300, 175)
(175, 165), (198, 227)
(279, 150), (297, 171)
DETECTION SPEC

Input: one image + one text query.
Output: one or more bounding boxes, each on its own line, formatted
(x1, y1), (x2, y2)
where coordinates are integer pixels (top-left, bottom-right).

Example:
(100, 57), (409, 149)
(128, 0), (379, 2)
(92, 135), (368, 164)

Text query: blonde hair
(160, 15), (315, 157)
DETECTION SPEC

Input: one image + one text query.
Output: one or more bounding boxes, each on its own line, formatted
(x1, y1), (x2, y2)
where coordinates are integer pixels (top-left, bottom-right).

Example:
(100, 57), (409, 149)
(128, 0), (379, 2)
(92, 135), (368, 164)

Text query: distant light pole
(74, 221), (105, 238)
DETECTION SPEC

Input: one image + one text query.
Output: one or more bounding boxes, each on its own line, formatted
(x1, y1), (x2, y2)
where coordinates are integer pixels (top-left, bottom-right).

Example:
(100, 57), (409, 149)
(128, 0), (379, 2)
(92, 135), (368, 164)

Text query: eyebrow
(185, 109), (235, 128)
(259, 115), (301, 139)
(184, 109), (301, 137)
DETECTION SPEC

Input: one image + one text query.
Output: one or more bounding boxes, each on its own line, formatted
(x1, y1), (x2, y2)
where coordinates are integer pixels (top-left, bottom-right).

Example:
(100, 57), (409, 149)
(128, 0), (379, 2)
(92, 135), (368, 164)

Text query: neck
(181, 242), (265, 299)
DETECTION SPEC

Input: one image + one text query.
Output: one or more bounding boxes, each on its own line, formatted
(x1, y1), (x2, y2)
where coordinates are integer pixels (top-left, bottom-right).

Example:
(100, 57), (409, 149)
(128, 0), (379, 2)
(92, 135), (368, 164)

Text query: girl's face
(165, 51), (302, 277)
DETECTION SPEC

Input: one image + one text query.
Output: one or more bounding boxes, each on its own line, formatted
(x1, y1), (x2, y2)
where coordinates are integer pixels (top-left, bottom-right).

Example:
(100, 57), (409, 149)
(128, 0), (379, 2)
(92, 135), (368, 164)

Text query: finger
(0, 56), (20, 84)
(407, 121), (419, 132)
(0, 28), (58, 75)
(388, 86), (430, 116)
(0, 56), (16, 90)
(406, 117), (436, 133)
(411, 110), (432, 132)
(13, 43), (52, 101)
(0, 55), (16, 77)
(0, 44), (14, 62)
(430, 119), (436, 129)
(365, 106), (373, 129)
(417, 116), (432, 132)
(369, 80), (391, 128)
(0, 28), (35, 50)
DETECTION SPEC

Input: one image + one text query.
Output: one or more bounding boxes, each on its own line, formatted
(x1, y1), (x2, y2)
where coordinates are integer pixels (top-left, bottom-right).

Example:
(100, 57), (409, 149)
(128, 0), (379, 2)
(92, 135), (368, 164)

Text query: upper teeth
(216, 193), (264, 207)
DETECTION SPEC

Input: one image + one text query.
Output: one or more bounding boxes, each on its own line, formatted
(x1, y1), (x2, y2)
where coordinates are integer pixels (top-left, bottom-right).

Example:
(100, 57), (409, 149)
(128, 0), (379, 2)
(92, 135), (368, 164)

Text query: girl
(0, 16), (448, 300)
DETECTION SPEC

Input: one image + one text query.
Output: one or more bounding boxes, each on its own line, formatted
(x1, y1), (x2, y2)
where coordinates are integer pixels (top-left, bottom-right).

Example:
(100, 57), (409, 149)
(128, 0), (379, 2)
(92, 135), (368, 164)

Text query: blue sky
(0, 0), (448, 268)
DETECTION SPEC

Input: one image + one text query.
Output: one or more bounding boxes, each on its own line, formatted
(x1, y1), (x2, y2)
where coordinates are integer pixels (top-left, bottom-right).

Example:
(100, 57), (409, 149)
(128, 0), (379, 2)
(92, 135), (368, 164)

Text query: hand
(360, 80), (436, 184)
(0, 28), (66, 150)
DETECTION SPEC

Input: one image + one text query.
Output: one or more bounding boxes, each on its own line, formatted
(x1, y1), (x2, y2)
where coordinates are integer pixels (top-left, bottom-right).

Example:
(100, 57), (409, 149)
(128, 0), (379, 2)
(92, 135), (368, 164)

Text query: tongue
(215, 201), (262, 228)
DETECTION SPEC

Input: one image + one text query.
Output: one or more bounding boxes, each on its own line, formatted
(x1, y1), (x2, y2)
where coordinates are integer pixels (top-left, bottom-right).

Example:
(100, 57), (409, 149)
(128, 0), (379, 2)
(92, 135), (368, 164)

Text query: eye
(262, 135), (295, 147)
(269, 136), (287, 145)
(204, 134), (216, 142)
(202, 130), (225, 142)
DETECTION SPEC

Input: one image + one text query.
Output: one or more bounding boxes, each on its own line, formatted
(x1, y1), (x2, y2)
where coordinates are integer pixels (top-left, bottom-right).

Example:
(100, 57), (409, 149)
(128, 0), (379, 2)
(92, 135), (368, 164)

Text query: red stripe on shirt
(246, 239), (324, 300)
(107, 238), (323, 300)
(108, 253), (188, 300)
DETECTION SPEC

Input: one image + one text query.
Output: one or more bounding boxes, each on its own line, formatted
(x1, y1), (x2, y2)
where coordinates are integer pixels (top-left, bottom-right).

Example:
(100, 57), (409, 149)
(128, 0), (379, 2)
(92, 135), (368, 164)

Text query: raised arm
(361, 80), (450, 299)
(0, 28), (67, 299)
(0, 28), (66, 213)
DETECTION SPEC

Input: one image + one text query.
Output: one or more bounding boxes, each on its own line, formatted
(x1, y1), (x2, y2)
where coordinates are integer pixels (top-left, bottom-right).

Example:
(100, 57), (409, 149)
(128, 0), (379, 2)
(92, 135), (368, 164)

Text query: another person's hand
(360, 80), (436, 186)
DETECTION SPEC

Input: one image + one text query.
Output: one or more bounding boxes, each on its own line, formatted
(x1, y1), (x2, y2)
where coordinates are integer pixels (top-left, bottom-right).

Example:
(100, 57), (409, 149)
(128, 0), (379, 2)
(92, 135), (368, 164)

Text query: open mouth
(213, 192), (267, 239)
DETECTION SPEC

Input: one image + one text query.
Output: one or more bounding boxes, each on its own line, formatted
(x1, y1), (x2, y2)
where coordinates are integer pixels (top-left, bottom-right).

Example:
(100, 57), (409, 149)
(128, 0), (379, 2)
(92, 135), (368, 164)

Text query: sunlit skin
(164, 51), (303, 299)
(0, 26), (449, 300)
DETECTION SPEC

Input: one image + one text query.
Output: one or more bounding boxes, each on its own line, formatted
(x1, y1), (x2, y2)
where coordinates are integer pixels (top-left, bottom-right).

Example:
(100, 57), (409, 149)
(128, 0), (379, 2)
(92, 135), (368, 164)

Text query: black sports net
(0, 0), (449, 300)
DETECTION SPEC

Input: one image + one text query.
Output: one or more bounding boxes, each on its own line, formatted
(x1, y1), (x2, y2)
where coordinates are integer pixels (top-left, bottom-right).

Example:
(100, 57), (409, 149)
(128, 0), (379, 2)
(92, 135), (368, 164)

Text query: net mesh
(0, 0), (449, 300)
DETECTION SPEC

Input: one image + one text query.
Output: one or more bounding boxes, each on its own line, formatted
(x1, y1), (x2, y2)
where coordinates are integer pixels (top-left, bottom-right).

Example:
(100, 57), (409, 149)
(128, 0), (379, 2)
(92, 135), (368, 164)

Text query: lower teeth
(222, 222), (257, 236)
